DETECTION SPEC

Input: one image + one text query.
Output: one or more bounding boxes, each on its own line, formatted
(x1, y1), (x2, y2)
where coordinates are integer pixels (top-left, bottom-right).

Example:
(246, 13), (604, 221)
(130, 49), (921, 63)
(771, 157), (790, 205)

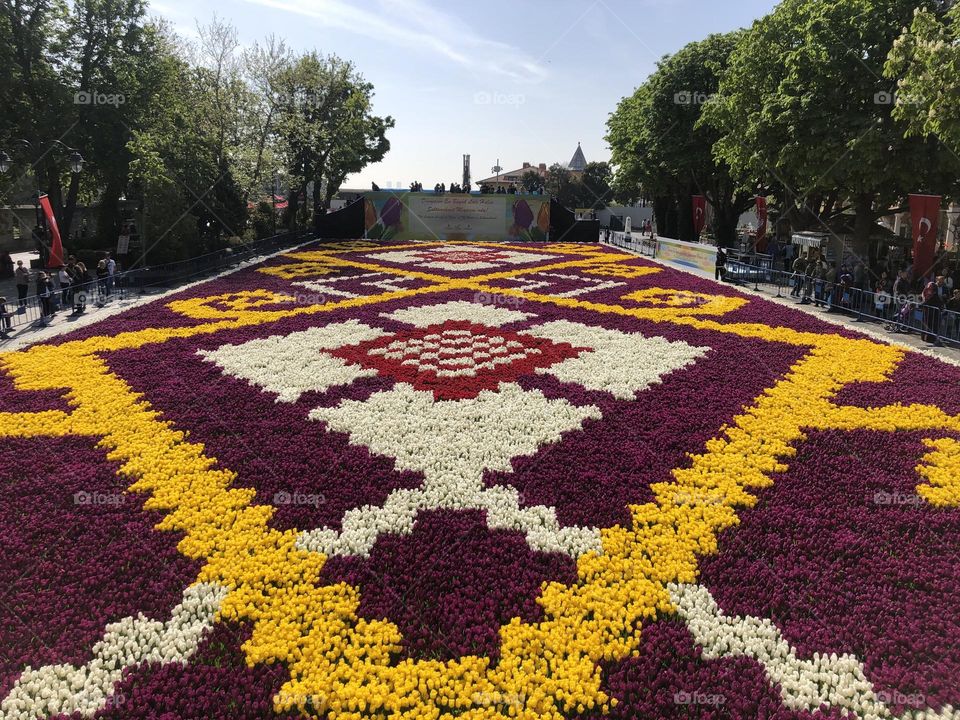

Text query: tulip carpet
(1, 240), (959, 719)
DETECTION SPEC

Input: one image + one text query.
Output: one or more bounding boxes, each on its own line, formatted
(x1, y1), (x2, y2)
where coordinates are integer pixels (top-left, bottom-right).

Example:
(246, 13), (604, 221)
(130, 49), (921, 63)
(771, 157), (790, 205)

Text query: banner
(756, 196), (768, 240)
(909, 194), (941, 278)
(656, 236), (717, 275)
(364, 192), (550, 242)
(692, 195), (707, 237)
(39, 194), (64, 269)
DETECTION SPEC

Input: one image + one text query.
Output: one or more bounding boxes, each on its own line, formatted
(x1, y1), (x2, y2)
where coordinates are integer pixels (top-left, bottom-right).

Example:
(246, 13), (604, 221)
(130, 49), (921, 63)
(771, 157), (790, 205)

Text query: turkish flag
(909, 194), (941, 278)
(692, 195), (707, 237)
(39, 194), (64, 269)
(756, 197), (768, 239)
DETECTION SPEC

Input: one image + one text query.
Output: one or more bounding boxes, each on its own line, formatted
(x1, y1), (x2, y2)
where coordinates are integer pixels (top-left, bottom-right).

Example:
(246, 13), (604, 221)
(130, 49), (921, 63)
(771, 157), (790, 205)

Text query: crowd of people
(395, 180), (550, 195)
(731, 245), (960, 346)
(7, 253), (118, 326)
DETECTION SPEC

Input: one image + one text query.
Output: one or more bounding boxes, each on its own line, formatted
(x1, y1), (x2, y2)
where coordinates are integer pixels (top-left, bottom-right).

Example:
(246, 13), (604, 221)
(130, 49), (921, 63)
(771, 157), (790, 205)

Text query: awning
(792, 232), (827, 248)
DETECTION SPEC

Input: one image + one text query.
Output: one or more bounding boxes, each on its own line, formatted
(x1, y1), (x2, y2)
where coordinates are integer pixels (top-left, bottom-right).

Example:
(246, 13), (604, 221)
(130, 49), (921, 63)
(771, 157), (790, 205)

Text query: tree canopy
(0, 6), (393, 261)
(608, 0), (960, 255)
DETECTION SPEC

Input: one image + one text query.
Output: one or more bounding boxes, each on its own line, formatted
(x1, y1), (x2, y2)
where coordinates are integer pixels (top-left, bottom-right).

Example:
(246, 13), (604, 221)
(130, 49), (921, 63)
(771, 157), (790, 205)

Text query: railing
(1, 230), (314, 337)
(603, 230), (657, 257)
(722, 259), (960, 347)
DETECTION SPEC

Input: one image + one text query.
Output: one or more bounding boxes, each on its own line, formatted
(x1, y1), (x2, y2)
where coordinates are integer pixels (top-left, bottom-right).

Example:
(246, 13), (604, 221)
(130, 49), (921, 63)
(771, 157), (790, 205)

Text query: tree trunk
(711, 203), (739, 248)
(852, 193), (875, 265)
(678, 189), (695, 242)
(653, 196), (675, 238)
(61, 172), (81, 243)
(96, 179), (124, 249)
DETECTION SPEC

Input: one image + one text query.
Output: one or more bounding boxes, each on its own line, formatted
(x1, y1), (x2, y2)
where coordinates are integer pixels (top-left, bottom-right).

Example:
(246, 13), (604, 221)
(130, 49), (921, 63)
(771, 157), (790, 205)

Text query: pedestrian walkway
(603, 240), (960, 368)
(0, 241), (313, 351)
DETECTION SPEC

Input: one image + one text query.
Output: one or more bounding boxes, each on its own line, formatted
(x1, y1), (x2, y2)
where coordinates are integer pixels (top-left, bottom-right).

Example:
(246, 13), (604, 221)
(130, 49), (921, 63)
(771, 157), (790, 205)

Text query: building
(475, 162), (548, 193)
(568, 142), (587, 176)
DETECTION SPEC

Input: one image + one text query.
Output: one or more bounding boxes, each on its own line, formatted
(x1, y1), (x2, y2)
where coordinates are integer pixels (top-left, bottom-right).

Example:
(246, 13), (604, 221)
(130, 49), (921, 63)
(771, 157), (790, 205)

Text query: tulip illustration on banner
(367, 195), (405, 240)
(511, 198), (546, 242)
(364, 199), (378, 231)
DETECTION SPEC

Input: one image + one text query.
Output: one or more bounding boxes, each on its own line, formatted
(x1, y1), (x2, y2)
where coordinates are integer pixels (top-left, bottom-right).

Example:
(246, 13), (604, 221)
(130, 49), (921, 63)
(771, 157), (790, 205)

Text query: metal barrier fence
(723, 258), (960, 347)
(603, 230), (657, 257)
(1, 230), (314, 337)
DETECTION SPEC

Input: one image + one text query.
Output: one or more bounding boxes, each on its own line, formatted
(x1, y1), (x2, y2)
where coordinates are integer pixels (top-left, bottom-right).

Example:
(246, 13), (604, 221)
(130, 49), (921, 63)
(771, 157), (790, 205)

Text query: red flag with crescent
(909, 194), (940, 278)
(756, 197), (768, 239)
(39, 193), (65, 269)
(692, 195), (707, 237)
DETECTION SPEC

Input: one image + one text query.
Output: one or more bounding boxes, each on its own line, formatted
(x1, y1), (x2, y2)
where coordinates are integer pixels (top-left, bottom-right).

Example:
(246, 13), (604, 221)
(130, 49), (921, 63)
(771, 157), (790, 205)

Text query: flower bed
(0, 240), (958, 720)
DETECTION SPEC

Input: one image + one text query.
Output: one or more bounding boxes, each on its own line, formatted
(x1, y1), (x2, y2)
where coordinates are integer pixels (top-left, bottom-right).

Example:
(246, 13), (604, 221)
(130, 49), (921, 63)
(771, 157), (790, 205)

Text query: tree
(607, 33), (755, 246)
(578, 161), (613, 210)
(703, 0), (959, 256)
(545, 163), (577, 208)
(608, 32), (756, 244)
(520, 169), (542, 193)
(274, 53), (393, 229)
(885, 4), (960, 152)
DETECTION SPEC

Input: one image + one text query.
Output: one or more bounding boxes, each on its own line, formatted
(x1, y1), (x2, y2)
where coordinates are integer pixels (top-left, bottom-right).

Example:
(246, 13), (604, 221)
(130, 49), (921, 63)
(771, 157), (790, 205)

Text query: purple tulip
(380, 196), (403, 227)
(513, 199), (534, 229)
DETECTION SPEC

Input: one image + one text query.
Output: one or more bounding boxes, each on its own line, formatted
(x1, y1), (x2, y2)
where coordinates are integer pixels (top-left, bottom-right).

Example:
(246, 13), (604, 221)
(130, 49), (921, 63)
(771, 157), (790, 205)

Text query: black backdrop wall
(314, 198), (365, 239)
(315, 196), (597, 242)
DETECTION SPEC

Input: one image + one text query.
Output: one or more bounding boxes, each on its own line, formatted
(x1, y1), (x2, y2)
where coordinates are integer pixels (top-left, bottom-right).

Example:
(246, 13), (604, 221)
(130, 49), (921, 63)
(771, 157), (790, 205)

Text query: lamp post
(0, 139), (85, 226)
(491, 160), (502, 191)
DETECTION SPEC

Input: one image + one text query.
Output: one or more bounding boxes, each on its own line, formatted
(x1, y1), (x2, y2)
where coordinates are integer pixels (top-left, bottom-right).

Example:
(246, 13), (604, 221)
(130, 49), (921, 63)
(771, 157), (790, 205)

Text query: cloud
(239, 0), (548, 84)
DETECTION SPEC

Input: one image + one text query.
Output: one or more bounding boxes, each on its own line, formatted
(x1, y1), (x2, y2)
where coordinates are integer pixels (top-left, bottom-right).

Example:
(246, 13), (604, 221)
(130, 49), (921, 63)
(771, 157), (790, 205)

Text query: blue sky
(150, 0), (779, 189)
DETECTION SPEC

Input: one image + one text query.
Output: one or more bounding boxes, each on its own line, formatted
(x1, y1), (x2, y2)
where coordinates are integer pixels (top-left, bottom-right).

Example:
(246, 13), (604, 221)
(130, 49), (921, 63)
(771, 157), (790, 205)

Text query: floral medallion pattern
(1, 240), (959, 720)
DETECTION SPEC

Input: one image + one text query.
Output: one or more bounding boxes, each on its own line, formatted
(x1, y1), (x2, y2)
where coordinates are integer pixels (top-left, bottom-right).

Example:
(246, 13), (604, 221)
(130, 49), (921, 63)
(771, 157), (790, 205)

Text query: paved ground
(0, 243), (313, 351)
(603, 240), (960, 368)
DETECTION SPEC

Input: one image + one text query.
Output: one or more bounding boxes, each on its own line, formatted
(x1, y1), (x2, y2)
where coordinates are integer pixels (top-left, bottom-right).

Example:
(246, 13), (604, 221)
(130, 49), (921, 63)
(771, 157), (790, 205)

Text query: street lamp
(68, 150), (85, 174)
(0, 151), (11, 174)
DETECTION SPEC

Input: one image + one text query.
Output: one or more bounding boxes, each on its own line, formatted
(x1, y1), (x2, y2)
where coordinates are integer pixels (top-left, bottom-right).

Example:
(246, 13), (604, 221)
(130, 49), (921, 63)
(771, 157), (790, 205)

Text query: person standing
(0, 297), (11, 336)
(715, 246), (727, 282)
(96, 260), (108, 298)
(790, 252), (808, 297)
(36, 272), (53, 318)
(15, 260), (29, 310)
(58, 265), (72, 307)
(922, 276), (947, 344)
(106, 252), (116, 295)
